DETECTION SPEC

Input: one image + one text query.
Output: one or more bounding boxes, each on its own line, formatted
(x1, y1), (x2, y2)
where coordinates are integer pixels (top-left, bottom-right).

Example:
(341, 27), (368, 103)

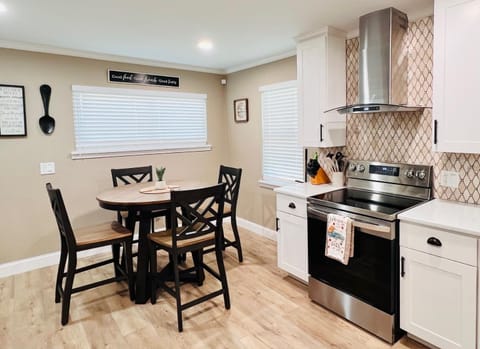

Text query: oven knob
(406, 169), (415, 178)
(417, 170), (426, 180)
(349, 163), (356, 171)
(358, 164), (365, 173)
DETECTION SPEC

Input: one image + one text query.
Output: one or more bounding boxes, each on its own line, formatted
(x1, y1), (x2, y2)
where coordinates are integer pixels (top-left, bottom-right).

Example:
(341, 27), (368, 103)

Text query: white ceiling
(0, 0), (433, 74)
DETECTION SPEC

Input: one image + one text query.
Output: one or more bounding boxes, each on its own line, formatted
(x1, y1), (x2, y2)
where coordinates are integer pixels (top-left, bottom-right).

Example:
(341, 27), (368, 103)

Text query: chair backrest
(111, 166), (153, 187)
(170, 183), (226, 246)
(218, 165), (242, 209)
(46, 183), (77, 250)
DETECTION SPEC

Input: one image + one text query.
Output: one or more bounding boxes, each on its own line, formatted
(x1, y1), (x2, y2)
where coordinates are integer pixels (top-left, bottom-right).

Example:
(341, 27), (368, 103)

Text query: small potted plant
(155, 166), (167, 189)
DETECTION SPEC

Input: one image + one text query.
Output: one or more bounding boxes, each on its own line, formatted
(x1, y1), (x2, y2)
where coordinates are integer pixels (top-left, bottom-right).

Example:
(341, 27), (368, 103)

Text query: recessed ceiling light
(197, 40), (213, 51)
(0, 3), (7, 13)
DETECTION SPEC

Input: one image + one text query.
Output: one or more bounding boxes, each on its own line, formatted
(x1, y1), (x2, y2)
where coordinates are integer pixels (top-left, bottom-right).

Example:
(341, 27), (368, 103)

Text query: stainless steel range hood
(332, 7), (425, 114)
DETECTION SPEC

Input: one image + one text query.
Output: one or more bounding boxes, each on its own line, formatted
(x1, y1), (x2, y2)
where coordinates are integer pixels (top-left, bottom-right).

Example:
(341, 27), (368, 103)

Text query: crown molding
(225, 49), (296, 74)
(0, 40), (298, 76)
(0, 40), (225, 74)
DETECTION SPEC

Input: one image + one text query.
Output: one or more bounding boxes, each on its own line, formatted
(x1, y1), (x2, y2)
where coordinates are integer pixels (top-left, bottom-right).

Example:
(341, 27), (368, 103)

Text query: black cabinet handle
(288, 202), (296, 209)
(275, 217), (279, 231)
(427, 237), (442, 247)
(434, 120), (438, 144)
(401, 256), (405, 277)
(320, 124), (324, 142)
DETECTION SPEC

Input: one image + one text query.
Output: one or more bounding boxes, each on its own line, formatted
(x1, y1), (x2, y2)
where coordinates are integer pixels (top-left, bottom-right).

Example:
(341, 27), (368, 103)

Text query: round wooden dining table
(96, 180), (209, 304)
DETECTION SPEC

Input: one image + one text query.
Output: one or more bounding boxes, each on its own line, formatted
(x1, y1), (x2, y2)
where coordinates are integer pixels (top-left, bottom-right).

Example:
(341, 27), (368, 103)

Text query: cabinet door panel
(400, 247), (476, 349)
(277, 211), (308, 282)
(433, 0), (480, 153)
(297, 29), (346, 148)
(297, 36), (324, 147)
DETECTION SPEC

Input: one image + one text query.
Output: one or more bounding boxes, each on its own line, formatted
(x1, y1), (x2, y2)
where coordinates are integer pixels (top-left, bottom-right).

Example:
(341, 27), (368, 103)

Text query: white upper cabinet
(433, 0), (480, 153)
(296, 27), (346, 148)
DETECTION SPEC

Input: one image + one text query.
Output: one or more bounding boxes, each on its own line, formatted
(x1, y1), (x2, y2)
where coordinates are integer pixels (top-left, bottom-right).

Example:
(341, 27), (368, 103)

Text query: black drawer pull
(288, 202), (296, 209)
(401, 256), (405, 277)
(427, 237), (442, 247)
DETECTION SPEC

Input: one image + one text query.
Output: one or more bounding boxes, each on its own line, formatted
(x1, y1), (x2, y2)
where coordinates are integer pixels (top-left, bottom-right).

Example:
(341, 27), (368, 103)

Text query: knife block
(310, 167), (330, 185)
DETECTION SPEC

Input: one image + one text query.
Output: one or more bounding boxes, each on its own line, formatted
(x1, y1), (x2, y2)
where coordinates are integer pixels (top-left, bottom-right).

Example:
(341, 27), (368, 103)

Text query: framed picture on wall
(234, 98), (248, 123)
(0, 84), (27, 137)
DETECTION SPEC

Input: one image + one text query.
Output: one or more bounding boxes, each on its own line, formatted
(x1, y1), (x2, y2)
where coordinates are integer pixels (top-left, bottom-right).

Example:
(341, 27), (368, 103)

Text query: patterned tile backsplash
(312, 16), (480, 204)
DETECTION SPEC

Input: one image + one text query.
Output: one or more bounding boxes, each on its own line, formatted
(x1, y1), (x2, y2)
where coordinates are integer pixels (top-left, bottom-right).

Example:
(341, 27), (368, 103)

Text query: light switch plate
(40, 162), (55, 175)
(439, 170), (459, 188)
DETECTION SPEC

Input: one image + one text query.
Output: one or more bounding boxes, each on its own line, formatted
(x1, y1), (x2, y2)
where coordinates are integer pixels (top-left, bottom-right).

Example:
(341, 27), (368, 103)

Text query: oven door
(307, 205), (398, 314)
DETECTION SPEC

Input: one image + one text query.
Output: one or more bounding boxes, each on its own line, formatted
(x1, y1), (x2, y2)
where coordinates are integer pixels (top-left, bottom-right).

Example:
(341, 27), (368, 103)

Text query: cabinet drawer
(400, 221), (477, 266)
(276, 194), (307, 218)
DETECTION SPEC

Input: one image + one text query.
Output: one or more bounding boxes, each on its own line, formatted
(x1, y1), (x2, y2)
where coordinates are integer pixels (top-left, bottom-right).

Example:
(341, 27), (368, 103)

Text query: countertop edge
(274, 183), (342, 199)
(398, 199), (480, 238)
(399, 216), (480, 238)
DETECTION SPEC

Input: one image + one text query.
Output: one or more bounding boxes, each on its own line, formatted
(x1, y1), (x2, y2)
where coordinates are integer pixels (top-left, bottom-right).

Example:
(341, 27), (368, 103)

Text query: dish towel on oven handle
(325, 213), (354, 265)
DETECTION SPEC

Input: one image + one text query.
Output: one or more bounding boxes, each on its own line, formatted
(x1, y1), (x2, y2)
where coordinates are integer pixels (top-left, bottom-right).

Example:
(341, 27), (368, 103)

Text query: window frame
(259, 80), (303, 188)
(70, 85), (211, 159)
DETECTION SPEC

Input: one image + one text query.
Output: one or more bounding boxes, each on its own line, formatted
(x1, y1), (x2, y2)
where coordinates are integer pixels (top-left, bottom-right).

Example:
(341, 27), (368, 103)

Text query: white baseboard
(234, 217), (277, 241)
(0, 246), (110, 279)
(0, 218), (275, 279)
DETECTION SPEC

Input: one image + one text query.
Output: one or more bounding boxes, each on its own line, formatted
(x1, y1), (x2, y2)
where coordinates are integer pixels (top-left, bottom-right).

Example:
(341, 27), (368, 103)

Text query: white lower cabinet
(400, 222), (477, 349)
(276, 194), (308, 283)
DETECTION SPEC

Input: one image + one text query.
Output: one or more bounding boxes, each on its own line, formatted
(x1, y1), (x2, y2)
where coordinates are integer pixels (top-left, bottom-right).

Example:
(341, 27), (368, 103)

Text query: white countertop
(273, 182), (343, 199)
(398, 199), (480, 238)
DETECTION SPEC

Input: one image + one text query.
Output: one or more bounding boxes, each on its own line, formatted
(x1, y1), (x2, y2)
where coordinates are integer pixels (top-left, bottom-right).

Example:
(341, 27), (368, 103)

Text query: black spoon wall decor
(39, 84), (55, 134)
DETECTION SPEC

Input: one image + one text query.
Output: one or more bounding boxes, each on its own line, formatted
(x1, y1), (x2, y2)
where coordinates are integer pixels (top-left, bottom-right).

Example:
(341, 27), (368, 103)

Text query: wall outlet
(439, 170), (460, 188)
(40, 162), (55, 175)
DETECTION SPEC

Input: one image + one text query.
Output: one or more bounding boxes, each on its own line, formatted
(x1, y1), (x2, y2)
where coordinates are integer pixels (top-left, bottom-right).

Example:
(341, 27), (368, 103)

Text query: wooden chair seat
(149, 229), (215, 249)
(75, 221), (132, 248)
(202, 202), (231, 218)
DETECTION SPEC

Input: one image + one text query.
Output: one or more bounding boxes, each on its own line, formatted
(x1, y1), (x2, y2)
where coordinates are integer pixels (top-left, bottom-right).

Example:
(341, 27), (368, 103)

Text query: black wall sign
(108, 70), (179, 88)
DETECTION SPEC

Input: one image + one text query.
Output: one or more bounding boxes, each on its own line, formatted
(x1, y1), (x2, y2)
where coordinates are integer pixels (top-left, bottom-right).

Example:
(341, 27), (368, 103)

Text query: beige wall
(225, 57), (297, 230)
(0, 49), (228, 263)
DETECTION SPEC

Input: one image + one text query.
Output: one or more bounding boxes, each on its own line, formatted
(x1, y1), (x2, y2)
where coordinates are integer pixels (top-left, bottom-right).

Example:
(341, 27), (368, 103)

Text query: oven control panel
(346, 160), (433, 187)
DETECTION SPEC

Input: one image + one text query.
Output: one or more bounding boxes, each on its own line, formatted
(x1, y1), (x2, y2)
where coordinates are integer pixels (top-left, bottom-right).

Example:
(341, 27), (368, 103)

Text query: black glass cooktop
(308, 188), (425, 220)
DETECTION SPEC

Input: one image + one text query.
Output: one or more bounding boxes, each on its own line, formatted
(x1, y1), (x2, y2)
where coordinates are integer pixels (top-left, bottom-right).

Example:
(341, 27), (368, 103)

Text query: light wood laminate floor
(0, 225), (427, 348)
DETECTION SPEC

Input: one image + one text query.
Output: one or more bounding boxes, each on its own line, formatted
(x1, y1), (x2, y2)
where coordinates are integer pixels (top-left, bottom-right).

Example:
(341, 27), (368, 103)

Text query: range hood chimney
(332, 7), (425, 114)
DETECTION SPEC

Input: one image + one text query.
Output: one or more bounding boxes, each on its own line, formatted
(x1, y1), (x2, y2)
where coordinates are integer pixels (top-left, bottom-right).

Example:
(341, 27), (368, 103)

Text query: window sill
(71, 145), (212, 160)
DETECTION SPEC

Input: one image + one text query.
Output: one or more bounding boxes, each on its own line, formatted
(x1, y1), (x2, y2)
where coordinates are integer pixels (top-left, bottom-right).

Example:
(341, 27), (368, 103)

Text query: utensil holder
(330, 172), (344, 187)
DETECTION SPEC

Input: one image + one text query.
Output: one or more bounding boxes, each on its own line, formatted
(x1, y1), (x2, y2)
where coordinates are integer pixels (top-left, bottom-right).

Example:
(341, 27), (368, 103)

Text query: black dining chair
(204, 165), (243, 262)
(46, 183), (134, 325)
(111, 166), (170, 267)
(111, 165), (169, 233)
(148, 183), (230, 332)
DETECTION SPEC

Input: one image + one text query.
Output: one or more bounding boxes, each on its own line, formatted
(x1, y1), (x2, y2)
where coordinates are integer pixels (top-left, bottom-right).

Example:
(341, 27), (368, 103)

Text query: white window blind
(260, 80), (303, 183)
(71, 85), (209, 158)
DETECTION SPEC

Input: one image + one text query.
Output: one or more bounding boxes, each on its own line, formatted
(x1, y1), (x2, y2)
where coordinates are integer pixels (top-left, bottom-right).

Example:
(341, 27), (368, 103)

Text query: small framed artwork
(234, 98), (248, 123)
(0, 84), (27, 137)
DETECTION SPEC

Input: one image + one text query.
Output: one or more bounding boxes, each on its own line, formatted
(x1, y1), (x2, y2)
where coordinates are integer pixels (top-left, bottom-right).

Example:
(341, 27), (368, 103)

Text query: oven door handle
(352, 220), (391, 234)
(308, 207), (394, 240)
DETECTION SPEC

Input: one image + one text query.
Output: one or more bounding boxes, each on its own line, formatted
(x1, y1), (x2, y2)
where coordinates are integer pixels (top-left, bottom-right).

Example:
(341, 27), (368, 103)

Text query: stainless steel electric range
(307, 160), (433, 343)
